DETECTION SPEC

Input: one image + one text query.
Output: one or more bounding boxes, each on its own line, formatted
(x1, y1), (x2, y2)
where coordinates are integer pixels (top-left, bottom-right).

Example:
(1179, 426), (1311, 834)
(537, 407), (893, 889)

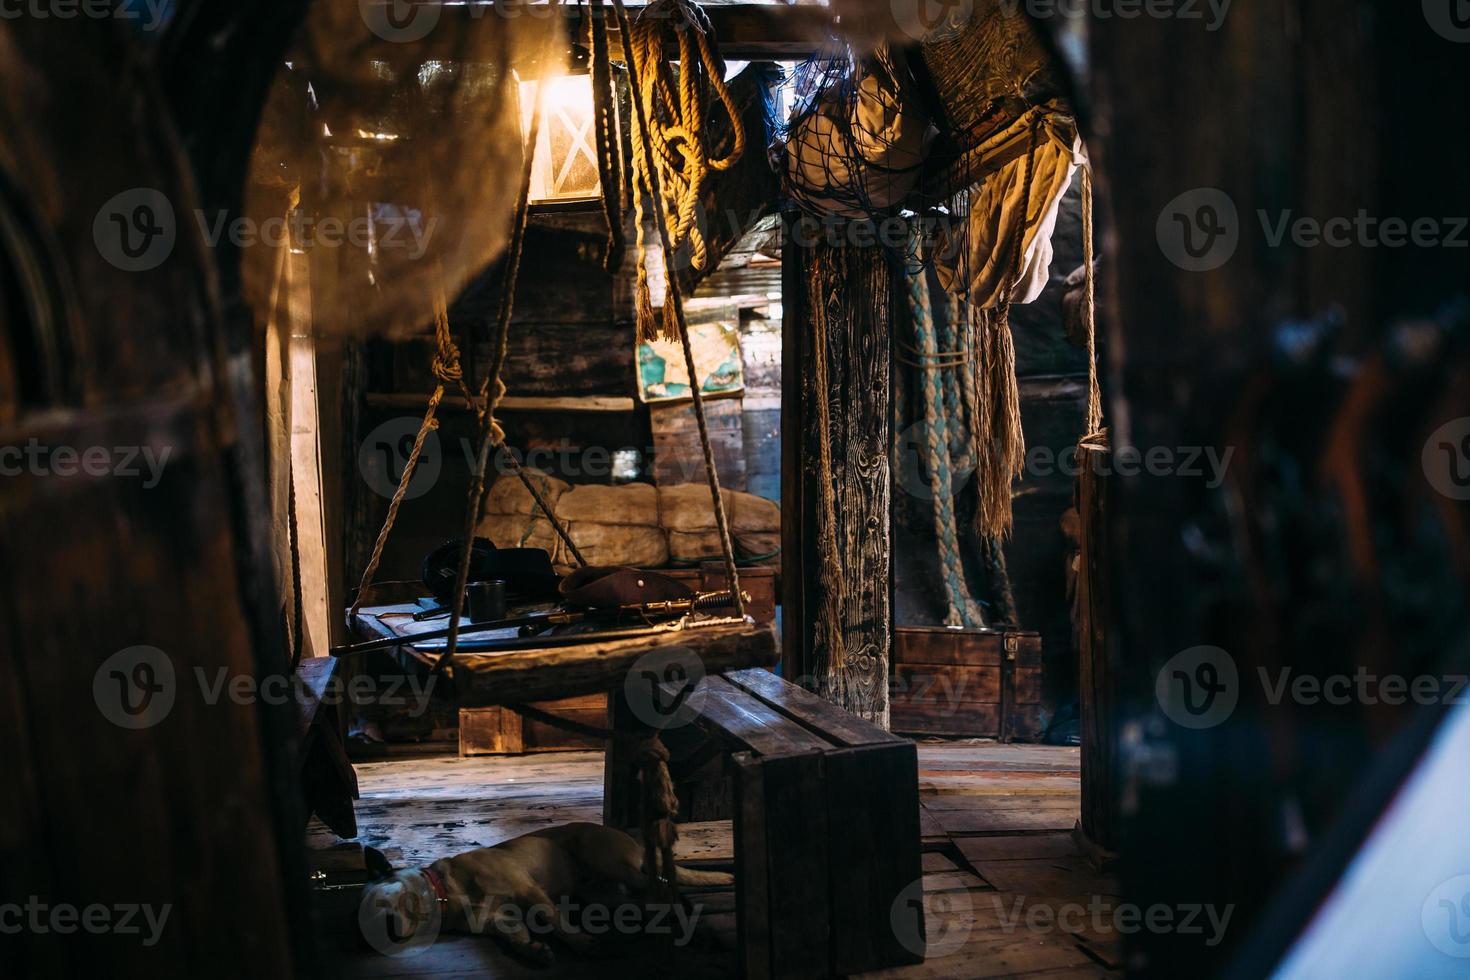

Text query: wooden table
(348, 603), (780, 709)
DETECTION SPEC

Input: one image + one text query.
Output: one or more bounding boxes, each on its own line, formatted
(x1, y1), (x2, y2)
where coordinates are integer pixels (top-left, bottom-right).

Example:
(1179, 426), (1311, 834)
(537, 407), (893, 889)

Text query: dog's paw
(503, 937), (556, 966)
(559, 931), (599, 954)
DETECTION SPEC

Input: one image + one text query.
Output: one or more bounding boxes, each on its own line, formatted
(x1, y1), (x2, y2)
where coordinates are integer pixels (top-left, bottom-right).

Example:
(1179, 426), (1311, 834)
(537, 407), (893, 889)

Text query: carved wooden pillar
(782, 232), (894, 725)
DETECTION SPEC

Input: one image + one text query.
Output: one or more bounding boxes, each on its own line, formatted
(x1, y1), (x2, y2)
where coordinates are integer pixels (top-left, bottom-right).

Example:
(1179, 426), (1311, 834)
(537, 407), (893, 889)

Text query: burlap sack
(557, 484), (668, 572)
(484, 469), (568, 516)
(659, 484), (781, 565)
(734, 492), (781, 562)
(478, 470), (569, 563)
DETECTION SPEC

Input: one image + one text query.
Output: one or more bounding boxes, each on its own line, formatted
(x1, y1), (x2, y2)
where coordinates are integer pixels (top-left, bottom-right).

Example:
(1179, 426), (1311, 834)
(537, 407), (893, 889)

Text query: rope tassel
(966, 117), (1041, 540)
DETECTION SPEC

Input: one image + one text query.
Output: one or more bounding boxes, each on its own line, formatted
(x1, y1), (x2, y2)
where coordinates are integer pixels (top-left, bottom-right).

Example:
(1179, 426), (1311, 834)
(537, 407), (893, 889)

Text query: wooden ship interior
(2, 2), (1468, 979)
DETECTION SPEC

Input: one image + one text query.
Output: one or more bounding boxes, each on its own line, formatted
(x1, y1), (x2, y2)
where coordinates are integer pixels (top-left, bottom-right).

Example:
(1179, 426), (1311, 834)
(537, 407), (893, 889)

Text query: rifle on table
(331, 590), (747, 658)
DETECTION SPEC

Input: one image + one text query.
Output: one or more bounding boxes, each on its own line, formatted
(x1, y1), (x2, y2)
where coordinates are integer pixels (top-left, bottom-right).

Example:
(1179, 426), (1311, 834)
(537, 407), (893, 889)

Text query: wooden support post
(782, 231), (893, 725)
(1074, 433), (1116, 858)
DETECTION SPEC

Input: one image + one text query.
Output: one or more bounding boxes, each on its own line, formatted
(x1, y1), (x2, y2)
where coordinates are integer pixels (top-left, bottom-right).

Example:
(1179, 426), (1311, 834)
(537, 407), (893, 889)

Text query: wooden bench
(606, 668), (925, 979)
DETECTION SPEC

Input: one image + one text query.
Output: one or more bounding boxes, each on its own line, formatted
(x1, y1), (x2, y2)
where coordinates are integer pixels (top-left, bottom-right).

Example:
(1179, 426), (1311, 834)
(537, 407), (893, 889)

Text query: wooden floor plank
(923, 852), (961, 873)
(928, 803), (1080, 835)
(967, 858), (1121, 899)
(921, 794), (1082, 812)
(955, 834), (1081, 864)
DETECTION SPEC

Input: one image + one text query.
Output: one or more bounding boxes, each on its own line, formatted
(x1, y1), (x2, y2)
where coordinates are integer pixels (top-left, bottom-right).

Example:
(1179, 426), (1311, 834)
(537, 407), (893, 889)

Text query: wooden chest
(889, 626), (1045, 741)
(459, 693), (607, 755)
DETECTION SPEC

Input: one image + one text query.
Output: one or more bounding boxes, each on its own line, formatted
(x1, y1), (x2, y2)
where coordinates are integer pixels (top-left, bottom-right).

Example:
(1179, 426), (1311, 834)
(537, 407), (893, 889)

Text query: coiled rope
(624, 0), (745, 342)
(613, 0), (745, 626)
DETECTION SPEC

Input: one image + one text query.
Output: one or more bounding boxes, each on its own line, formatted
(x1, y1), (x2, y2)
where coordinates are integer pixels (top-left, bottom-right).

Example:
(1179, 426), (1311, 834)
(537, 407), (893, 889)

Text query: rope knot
(431, 337), (463, 387)
(636, 734), (680, 900)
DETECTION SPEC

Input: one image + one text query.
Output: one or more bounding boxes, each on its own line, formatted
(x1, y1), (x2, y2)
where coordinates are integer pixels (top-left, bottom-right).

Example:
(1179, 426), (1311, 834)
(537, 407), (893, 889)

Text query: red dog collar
(420, 865), (450, 909)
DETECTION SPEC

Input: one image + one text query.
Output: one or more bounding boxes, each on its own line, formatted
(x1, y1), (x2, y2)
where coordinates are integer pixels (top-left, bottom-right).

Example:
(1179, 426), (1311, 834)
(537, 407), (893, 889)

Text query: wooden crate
(605, 668), (923, 978)
(890, 626), (1044, 741)
(459, 693), (607, 755)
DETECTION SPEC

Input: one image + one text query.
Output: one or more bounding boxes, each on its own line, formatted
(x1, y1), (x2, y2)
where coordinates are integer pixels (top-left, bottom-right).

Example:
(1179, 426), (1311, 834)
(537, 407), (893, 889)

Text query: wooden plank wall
(784, 237), (893, 724)
(348, 214), (651, 586)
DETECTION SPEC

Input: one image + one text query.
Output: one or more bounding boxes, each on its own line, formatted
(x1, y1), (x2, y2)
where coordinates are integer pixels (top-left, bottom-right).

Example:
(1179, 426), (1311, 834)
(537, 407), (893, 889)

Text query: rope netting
(775, 12), (1095, 620)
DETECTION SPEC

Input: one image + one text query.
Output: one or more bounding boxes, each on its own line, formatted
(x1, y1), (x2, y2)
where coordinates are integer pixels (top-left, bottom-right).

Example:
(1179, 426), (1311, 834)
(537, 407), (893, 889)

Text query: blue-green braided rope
(904, 225), (985, 629)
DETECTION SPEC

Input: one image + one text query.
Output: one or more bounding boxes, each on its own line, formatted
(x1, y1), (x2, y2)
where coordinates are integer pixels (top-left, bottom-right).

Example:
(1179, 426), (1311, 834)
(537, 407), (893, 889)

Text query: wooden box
(889, 626), (1044, 741)
(606, 668), (923, 978)
(459, 693), (607, 755)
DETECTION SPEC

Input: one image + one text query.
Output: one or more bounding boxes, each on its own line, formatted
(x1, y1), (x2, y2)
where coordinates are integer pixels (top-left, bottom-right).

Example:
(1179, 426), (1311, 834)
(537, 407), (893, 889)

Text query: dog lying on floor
(359, 822), (732, 961)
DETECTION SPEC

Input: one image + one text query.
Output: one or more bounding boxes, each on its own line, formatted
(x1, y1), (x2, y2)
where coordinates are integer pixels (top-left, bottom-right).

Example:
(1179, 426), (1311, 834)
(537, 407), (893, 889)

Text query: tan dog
(359, 822), (732, 962)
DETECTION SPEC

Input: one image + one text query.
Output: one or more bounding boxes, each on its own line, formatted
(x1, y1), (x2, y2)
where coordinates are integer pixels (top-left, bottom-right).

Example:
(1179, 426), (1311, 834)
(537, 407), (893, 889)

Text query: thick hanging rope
(438, 13), (591, 673)
(624, 0), (745, 343)
(348, 291), (462, 622)
(635, 735), (682, 900)
(1081, 164), (1103, 436)
(950, 290), (979, 478)
(904, 228), (985, 629)
(613, 0), (745, 625)
(589, 0), (625, 272)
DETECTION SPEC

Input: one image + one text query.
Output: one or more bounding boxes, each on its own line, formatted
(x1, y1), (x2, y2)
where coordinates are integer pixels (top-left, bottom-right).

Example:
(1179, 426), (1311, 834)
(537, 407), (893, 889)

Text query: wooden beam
(358, 2), (835, 62)
(365, 392), (637, 413)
